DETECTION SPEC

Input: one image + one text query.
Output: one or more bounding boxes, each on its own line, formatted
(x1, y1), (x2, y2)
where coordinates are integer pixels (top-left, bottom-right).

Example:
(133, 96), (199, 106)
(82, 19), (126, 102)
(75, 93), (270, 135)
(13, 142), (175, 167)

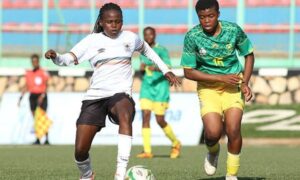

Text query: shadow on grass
(198, 177), (266, 180)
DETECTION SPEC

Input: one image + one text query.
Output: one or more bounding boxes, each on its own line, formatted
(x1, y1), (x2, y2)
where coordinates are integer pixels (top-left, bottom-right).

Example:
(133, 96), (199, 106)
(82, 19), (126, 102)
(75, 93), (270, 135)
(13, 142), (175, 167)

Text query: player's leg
(222, 85), (245, 180)
(137, 108), (153, 158)
(224, 108), (243, 179)
(199, 88), (223, 176)
(75, 124), (99, 180)
(108, 93), (135, 180)
(155, 114), (181, 158)
(202, 113), (223, 175)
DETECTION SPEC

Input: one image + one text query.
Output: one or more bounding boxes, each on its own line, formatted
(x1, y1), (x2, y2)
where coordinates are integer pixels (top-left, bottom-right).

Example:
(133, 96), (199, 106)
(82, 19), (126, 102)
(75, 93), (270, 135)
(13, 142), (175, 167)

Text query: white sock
(75, 157), (93, 178)
(116, 134), (132, 178)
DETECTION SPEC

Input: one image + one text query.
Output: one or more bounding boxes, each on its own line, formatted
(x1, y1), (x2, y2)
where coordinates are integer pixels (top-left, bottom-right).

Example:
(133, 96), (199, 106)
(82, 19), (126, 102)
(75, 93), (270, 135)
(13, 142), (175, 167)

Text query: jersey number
(213, 58), (224, 66)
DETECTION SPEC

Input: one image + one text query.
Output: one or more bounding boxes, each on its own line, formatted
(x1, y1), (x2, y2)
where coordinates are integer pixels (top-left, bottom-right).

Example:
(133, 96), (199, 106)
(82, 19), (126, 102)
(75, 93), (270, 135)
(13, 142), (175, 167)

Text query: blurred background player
(45, 3), (180, 180)
(18, 54), (50, 145)
(137, 27), (181, 159)
(181, 0), (254, 179)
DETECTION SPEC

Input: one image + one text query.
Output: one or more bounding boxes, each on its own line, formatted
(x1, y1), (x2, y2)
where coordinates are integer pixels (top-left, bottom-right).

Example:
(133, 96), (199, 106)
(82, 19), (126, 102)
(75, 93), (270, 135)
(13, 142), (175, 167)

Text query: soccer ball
(125, 165), (156, 180)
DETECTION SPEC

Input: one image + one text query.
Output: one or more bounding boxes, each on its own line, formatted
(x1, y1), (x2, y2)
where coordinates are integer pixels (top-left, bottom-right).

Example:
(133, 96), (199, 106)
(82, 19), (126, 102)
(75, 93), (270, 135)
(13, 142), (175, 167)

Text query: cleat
(170, 142), (181, 159)
(80, 172), (95, 180)
(204, 145), (220, 176)
(136, 152), (154, 158)
(226, 175), (238, 180)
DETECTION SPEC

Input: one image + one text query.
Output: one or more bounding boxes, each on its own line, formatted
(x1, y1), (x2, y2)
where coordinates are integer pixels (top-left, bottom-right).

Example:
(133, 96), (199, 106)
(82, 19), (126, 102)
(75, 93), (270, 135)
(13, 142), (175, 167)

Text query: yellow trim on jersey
(182, 66), (193, 69)
(140, 98), (169, 115)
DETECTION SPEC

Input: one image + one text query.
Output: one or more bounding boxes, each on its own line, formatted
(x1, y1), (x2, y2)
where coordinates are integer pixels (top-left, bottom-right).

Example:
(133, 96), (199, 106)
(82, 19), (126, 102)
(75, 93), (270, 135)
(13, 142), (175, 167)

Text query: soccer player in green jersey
(137, 27), (181, 159)
(180, 0), (254, 179)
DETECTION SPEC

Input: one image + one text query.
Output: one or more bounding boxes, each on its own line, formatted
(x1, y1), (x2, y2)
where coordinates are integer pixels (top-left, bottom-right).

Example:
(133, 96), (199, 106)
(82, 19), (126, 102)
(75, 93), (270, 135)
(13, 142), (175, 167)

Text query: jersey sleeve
(70, 34), (93, 64)
(133, 34), (144, 52)
(180, 32), (197, 69)
(235, 25), (254, 56)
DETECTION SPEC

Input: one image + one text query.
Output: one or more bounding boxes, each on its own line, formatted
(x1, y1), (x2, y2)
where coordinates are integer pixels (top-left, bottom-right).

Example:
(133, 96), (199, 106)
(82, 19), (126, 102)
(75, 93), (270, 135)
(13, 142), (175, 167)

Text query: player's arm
(241, 53), (254, 101)
(135, 36), (180, 86)
(45, 34), (92, 66)
(236, 25), (255, 101)
(45, 50), (78, 66)
(183, 68), (241, 86)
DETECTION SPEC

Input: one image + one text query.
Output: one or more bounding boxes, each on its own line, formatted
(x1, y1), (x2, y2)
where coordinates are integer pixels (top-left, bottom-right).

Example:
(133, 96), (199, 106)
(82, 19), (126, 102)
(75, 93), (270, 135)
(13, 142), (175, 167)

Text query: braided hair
(93, 3), (123, 33)
(195, 0), (219, 13)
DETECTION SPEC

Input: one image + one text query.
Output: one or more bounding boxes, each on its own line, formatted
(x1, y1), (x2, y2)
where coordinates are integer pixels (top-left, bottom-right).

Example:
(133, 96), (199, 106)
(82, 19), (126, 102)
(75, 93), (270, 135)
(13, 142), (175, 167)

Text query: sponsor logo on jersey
(97, 48), (105, 53)
(199, 47), (207, 56)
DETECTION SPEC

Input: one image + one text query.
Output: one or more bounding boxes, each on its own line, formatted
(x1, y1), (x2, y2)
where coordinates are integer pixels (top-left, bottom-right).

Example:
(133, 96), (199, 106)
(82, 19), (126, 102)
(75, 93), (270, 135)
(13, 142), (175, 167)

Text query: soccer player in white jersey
(45, 3), (180, 180)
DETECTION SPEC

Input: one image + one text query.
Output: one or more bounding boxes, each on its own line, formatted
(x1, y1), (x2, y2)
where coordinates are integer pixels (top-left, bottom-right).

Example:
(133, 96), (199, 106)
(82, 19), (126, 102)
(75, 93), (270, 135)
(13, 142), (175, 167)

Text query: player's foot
(170, 141), (181, 159)
(44, 140), (50, 145)
(136, 152), (154, 158)
(32, 139), (40, 145)
(204, 144), (220, 176)
(226, 175), (238, 180)
(80, 172), (95, 180)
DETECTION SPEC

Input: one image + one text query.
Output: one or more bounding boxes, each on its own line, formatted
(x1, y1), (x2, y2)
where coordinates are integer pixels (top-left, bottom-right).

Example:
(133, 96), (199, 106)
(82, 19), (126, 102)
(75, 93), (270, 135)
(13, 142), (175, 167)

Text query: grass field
(0, 145), (300, 180)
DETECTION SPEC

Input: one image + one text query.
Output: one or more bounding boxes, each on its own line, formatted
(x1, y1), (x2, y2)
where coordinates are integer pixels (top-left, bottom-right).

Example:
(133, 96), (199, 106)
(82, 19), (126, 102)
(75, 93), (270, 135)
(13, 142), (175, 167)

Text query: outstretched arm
(45, 49), (77, 66)
(139, 43), (181, 86)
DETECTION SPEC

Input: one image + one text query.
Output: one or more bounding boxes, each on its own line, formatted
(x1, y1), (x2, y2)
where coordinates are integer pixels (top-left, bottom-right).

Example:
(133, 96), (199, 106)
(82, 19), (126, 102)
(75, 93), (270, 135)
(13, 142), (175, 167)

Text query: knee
(119, 110), (133, 125)
(75, 145), (89, 161)
(226, 127), (241, 141)
(204, 129), (222, 143)
(156, 117), (166, 127)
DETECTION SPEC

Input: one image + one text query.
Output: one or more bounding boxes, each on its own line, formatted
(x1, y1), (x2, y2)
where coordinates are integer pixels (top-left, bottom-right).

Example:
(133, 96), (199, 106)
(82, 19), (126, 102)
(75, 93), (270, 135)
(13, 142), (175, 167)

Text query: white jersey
(52, 30), (170, 100)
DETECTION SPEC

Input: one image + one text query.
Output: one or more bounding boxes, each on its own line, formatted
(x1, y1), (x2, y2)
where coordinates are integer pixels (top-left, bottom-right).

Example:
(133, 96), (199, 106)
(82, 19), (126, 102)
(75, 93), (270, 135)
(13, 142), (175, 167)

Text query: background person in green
(137, 27), (181, 159)
(181, 0), (254, 179)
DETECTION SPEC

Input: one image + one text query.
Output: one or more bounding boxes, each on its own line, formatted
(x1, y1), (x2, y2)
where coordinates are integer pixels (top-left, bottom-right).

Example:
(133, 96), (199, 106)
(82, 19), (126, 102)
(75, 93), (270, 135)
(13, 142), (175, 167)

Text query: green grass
(0, 145), (300, 180)
(242, 104), (300, 138)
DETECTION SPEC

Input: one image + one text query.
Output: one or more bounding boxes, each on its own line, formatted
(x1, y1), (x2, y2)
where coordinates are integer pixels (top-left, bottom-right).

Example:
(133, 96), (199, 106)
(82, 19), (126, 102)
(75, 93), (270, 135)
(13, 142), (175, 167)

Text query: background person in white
(45, 3), (180, 180)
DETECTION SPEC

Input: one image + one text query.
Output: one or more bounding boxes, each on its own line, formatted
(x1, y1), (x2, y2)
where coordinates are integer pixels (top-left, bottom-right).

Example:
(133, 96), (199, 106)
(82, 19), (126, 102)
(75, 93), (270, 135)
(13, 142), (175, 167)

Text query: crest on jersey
(226, 43), (233, 51)
(199, 47), (207, 56)
(124, 43), (131, 52)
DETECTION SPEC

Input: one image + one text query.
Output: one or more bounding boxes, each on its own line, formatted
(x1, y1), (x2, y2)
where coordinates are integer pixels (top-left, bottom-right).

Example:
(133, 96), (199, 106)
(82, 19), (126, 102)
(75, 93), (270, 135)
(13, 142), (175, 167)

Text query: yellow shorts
(140, 98), (169, 115)
(197, 84), (245, 117)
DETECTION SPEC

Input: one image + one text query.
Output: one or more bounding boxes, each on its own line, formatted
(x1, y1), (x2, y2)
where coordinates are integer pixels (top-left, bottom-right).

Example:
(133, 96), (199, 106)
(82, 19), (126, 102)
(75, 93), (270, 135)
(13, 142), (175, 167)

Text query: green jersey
(181, 20), (253, 75)
(140, 44), (171, 102)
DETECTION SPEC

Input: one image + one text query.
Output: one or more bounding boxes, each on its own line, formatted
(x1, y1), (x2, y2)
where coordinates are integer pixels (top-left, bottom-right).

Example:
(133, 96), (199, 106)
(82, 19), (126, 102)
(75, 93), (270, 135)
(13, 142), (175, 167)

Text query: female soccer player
(45, 3), (180, 180)
(137, 27), (181, 159)
(180, 0), (254, 179)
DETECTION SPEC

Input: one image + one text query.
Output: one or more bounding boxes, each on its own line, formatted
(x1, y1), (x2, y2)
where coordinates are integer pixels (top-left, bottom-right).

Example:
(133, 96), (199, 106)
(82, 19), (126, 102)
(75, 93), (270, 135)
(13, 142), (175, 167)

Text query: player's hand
(220, 74), (242, 85)
(241, 83), (253, 102)
(164, 72), (181, 87)
(45, 49), (57, 60)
